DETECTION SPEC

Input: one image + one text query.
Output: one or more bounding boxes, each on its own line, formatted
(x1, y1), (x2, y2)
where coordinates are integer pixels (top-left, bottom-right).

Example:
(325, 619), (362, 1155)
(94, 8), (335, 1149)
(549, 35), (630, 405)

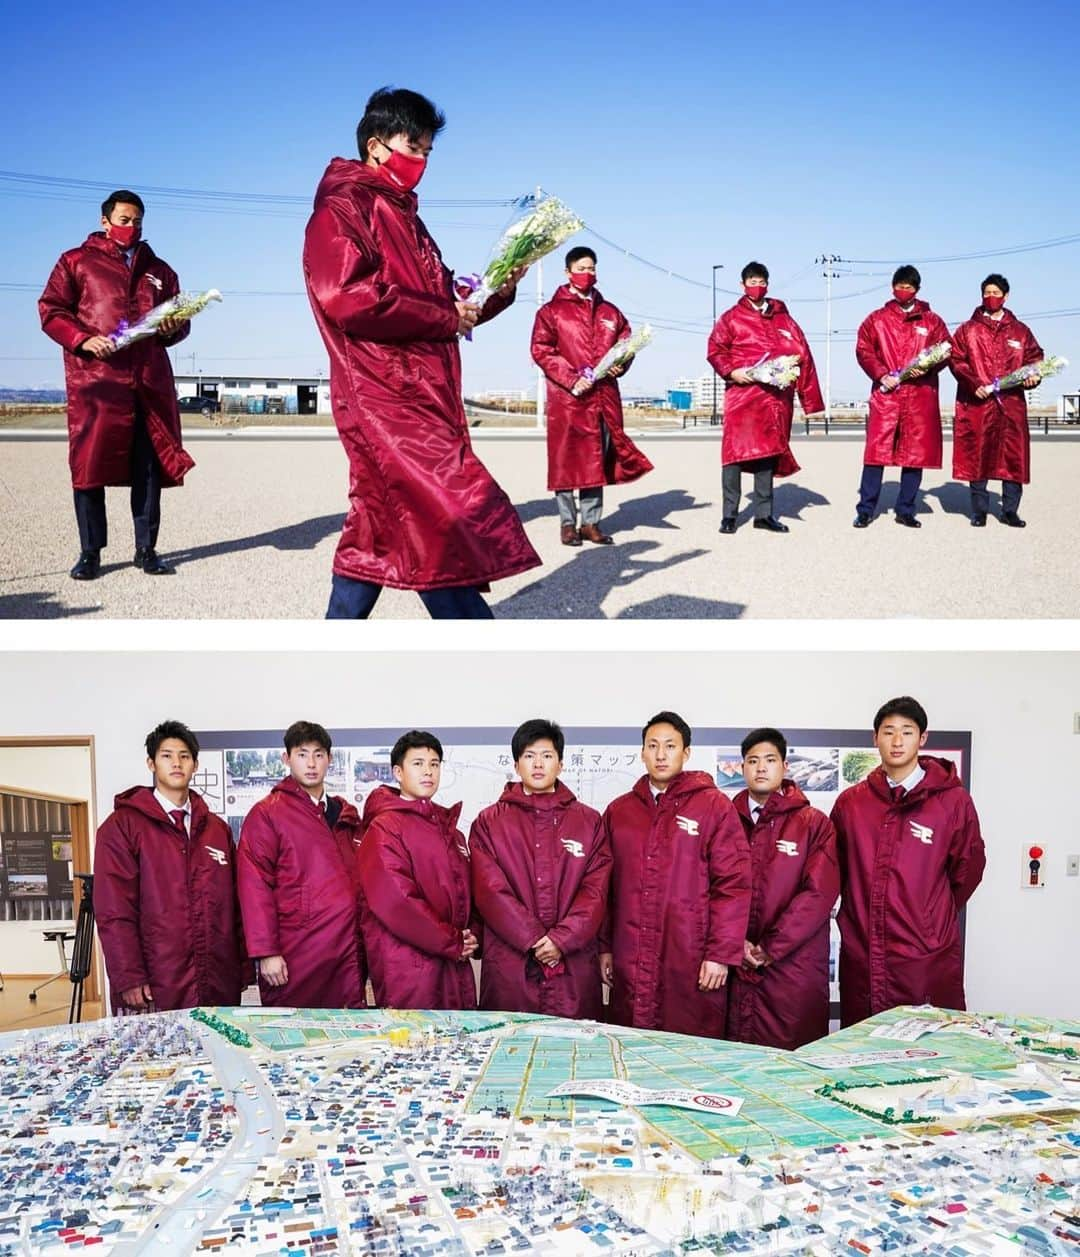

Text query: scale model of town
(1, 1005), (1077, 1254)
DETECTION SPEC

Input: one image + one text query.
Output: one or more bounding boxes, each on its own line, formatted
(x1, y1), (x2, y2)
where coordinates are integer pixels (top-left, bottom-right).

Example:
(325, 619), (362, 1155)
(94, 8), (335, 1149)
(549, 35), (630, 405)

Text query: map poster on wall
(194, 726), (972, 1009)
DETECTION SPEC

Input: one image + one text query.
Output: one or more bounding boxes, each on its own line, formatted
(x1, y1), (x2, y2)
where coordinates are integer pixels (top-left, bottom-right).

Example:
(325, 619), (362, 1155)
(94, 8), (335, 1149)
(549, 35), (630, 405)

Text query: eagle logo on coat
(205, 846), (228, 866)
(909, 821), (934, 845)
(675, 815), (699, 836)
(776, 840), (799, 857)
(561, 839), (586, 858)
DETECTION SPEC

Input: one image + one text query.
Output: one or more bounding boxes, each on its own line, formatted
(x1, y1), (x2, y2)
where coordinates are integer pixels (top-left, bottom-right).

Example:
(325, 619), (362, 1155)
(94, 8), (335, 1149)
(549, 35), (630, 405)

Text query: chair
(28, 930), (76, 1002)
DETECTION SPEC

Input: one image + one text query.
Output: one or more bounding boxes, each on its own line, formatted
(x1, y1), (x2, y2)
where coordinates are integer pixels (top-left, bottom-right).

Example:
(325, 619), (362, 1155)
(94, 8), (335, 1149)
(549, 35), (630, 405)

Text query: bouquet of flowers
(889, 340), (951, 384)
(745, 353), (802, 389)
(581, 323), (653, 384)
(992, 354), (1068, 394)
(455, 195), (584, 311)
(109, 288), (223, 349)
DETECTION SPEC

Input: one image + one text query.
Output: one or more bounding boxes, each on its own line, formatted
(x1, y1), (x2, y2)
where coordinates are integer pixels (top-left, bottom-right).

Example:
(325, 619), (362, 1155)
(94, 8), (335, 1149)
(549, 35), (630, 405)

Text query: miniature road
(122, 1025), (283, 1255)
(2, 429), (1077, 619)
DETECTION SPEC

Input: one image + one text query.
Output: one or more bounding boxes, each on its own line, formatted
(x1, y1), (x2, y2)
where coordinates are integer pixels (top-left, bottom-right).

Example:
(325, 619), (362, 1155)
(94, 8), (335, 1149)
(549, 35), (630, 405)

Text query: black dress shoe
(970, 512), (987, 527)
(719, 517), (737, 534)
(1000, 511), (1026, 528)
(134, 547), (176, 575)
(853, 512), (872, 529)
(895, 513), (921, 528)
(753, 516), (789, 533)
(70, 551), (101, 581)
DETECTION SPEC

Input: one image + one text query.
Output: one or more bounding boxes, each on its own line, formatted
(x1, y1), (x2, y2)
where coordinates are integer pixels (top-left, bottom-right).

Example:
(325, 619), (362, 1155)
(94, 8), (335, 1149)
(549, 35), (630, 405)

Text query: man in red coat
(237, 721), (366, 1008)
(725, 728), (838, 1051)
(599, 712), (751, 1038)
(707, 262), (823, 535)
(303, 87), (540, 620)
(831, 697), (986, 1027)
(94, 720), (247, 1013)
(950, 273), (1043, 528)
(530, 247), (653, 547)
(854, 266), (951, 529)
(469, 719), (611, 1020)
(359, 730), (479, 1009)
(39, 190), (193, 581)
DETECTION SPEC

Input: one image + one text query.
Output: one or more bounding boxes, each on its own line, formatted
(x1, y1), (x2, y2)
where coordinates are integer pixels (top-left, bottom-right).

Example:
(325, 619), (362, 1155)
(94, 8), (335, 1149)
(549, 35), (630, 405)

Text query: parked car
(176, 395), (218, 417)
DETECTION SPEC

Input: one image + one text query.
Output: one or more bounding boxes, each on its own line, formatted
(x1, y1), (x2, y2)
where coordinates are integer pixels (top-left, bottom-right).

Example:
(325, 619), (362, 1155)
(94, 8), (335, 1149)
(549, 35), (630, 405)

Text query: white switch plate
(1068, 854), (1080, 877)
(1074, 712), (1080, 734)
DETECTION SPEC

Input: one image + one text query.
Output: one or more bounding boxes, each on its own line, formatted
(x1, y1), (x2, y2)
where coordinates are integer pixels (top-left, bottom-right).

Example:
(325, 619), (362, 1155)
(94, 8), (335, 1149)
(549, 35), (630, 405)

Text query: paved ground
(0, 429), (1073, 619)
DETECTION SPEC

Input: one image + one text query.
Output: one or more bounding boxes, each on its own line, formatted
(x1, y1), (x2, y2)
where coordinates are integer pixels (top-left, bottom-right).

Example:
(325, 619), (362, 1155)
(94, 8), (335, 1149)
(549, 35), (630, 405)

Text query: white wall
(0, 743), (94, 973)
(0, 651), (1077, 1020)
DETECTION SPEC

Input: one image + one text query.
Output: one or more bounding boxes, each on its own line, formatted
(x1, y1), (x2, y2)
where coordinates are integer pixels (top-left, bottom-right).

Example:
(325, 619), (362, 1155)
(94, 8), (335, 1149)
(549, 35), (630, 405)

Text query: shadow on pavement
(733, 482), (831, 526)
(615, 595), (745, 619)
(493, 538), (731, 619)
(163, 514), (344, 565)
(0, 591), (99, 619)
(515, 489), (709, 535)
(924, 482), (995, 517)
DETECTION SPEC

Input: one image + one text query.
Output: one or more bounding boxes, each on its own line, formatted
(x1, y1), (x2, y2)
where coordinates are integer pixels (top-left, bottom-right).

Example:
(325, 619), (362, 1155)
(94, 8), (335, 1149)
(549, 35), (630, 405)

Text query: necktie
(169, 808), (187, 836)
(751, 805), (763, 824)
(890, 784), (905, 805)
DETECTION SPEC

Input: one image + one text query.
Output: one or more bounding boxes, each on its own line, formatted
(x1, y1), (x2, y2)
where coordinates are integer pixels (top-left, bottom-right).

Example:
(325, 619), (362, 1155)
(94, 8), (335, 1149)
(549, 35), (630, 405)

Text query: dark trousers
(722, 457), (777, 519)
(73, 407), (161, 554)
(858, 464), (922, 517)
(971, 479), (1022, 515)
(326, 574), (494, 620)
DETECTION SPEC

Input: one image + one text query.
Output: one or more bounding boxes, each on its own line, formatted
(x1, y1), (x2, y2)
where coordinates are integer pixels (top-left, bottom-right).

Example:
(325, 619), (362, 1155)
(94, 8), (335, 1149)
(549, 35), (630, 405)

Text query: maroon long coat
(94, 786), (246, 1012)
(530, 285), (653, 492)
(358, 785), (477, 1010)
(707, 297), (823, 474)
(303, 159), (541, 590)
(38, 233), (193, 490)
(950, 307), (1042, 483)
(469, 781), (610, 1020)
(237, 775), (366, 1008)
(830, 757), (986, 1027)
(600, 772), (751, 1038)
(725, 784), (838, 1051)
(856, 299), (951, 468)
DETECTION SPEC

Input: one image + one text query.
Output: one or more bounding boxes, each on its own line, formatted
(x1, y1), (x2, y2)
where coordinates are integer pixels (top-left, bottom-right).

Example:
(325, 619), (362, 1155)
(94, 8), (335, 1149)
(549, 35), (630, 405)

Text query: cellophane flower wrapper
(582, 323), (653, 383)
(109, 288), (223, 349)
(894, 340), (951, 383)
(745, 354), (802, 389)
(456, 196), (584, 311)
(993, 354), (1068, 393)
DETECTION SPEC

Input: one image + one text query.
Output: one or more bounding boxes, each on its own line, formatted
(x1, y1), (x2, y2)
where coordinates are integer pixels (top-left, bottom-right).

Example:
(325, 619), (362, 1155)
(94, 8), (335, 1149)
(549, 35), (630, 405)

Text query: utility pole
(816, 254), (841, 429)
(535, 185), (546, 432)
(710, 264), (724, 426)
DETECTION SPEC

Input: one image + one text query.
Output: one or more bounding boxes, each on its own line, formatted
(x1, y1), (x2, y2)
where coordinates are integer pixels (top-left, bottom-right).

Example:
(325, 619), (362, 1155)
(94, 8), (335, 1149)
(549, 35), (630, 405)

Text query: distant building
(173, 374), (330, 415)
(672, 372), (725, 413)
(473, 390), (528, 405)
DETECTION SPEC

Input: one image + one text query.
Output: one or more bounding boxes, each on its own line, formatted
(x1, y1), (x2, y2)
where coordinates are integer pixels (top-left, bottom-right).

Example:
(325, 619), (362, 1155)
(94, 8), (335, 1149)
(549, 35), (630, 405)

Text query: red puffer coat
(303, 158), (541, 590)
(237, 775), (366, 1008)
(707, 297), (823, 474)
(725, 784), (838, 1050)
(94, 786), (246, 1012)
(950, 307), (1042, 483)
(830, 757), (986, 1027)
(469, 781), (610, 1020)
(358, 785), (477, 1010)
(530, 284), (653, 491)
(856, 298), (950, 468)
(38, 234), (193, 490)
(600, 772), (751, 1038)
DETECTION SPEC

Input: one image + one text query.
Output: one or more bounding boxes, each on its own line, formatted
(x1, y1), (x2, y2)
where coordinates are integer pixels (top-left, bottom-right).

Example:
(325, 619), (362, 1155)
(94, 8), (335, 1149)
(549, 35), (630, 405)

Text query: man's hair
(641, 710), (692, 749)
(284, 720), (332, 754)
(146, 720), (199, 761)
(101, 190), (145, 219)
(873, 696), (928, 735)
(565, 246), (597, 269)
(740, 727), (788, 760)
(982, 272), (1010, 295)
(741, 261), (769, 283)
(391, 730), (444, 767)
(511, 718), (565, 761)
(892, 264), (922, 289)
(356, 86), (446, 159)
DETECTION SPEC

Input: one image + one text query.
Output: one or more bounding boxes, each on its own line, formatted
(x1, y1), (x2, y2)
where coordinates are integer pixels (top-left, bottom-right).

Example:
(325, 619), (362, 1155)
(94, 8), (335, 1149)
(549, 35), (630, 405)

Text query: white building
(173, 374), (330, 415)
(672, 372), (725, 413)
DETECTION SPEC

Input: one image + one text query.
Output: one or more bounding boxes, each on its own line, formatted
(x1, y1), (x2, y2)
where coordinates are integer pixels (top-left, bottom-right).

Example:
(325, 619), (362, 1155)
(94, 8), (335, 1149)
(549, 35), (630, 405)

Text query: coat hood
(271, 773), (361, 827)
(883, 296), (931, 320)
(865, 755), (962, 805)
(734, 780), (809, 822)
(631, 769), (718, 807)
(551, 282), (608, 308)
(314, 157), (416, 211)
(731, 295), (791, 319)
(498, 779), (578, 812)
(967, 304), (1020, 328)
(362, 783), (463, 830)
(112, 784), (209, 827)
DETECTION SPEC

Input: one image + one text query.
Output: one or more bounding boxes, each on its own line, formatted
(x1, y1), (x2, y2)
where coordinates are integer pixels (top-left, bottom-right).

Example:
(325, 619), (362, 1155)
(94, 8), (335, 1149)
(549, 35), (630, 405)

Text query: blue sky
(3, 0), (1079, 399)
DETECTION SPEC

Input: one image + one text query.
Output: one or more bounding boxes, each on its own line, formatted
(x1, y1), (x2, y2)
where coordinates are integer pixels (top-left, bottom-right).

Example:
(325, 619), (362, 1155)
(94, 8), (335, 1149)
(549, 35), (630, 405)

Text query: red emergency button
(1029, 846), (1043, 859)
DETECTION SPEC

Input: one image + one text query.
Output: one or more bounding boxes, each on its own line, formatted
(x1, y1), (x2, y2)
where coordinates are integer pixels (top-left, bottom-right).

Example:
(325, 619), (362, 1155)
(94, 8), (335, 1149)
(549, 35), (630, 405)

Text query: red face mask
(744, 284), (768, 302)
(893, 287), (917, 306)
(982, 294), (1006, 312)
(377, 146), (427, 192)
(568, 272), (596, 291)
(108, 223), (141, 249)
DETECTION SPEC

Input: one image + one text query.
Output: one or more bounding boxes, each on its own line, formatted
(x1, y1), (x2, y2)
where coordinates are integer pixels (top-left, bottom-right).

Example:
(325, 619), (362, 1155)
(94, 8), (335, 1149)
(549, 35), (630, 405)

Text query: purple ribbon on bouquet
(453, 272), (484, 340)
(578, 366), (597, 384)
(991, 377), (1002, 394)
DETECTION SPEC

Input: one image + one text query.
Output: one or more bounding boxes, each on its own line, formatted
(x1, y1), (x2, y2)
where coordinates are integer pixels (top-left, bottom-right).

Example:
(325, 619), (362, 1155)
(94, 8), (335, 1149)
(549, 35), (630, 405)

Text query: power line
(843, 232), (1080, 265)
